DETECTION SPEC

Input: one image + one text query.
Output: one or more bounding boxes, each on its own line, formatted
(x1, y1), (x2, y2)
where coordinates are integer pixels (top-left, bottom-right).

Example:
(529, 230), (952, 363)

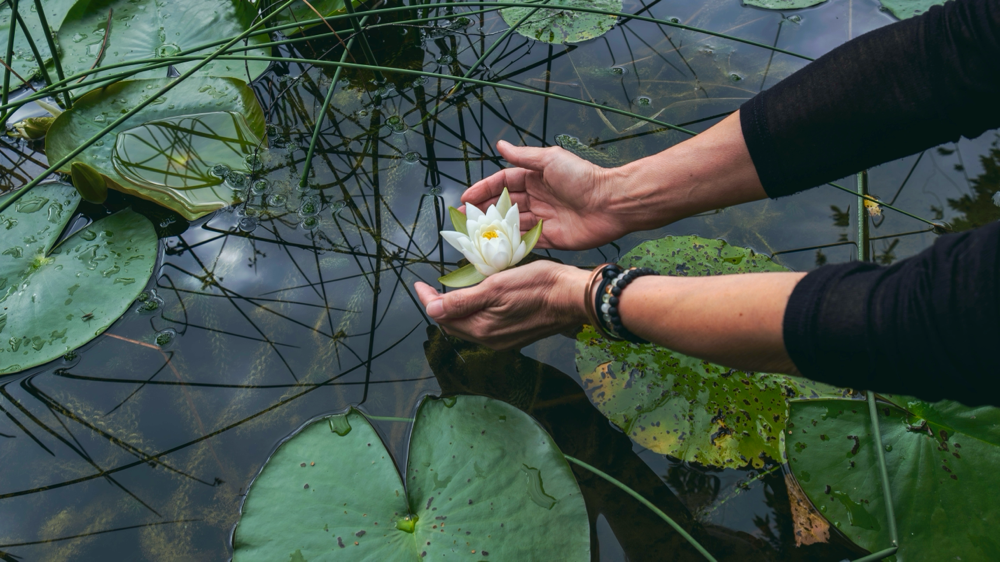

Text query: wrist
(553, 265), (592, 325)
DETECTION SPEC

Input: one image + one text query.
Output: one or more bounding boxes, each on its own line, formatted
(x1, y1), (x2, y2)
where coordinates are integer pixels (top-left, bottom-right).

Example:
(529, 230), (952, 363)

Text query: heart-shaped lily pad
(45, 77), (267, 220)
(576, 236), (847, 468)
(56, 0), (270, 85)
(877, 0), (946, 19)
(234, 395), (589, 560)
(0, 0), (75, 91)
(0, 182), (157, 374)
(502, 0), (623, 44)
(787, 397), (1000, 561)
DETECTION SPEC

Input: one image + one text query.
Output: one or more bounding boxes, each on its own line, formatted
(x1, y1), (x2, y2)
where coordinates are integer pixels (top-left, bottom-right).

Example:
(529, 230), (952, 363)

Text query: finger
(415, 282), (445, 318)
(414, 282), (441, 306)
(496, 140), (558, 171)
(427, 284), (493, 321)
(518, 211), (540, 234)
(462, 167), (528, 206)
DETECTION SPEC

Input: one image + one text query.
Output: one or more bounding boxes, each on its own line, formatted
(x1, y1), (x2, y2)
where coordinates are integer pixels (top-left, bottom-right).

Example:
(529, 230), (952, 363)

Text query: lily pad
(877, 0), (945, 19)
(234, 396), (589, 560)
(575, 236), (848, 468)
(45, 77), (267, 220)
(502, 0), (623, 44)
(787, 397), (1000, 561)
(0, 182), (157, 374)
(743, 0), (827, 9)
(56, 0), (270, 85)
(0, 0), (75, 91)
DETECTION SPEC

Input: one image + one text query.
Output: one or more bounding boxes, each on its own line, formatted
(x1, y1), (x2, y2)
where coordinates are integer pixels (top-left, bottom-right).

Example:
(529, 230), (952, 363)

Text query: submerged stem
(564, 454), (719, 562)
(300, 18), (369, 188)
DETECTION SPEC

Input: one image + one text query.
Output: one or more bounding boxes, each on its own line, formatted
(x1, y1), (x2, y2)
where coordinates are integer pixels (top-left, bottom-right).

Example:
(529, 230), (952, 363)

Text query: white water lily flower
(438, 187), (542, 288)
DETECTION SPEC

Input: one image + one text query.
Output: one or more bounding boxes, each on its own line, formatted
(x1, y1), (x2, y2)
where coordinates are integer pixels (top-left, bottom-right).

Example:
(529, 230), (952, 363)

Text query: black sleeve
(783, 221), (1000, 406)
(740, 0), (1000, 197)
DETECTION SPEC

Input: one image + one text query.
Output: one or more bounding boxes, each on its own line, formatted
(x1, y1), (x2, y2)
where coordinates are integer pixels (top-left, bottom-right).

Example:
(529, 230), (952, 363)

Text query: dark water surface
(1, 0), (997, 559)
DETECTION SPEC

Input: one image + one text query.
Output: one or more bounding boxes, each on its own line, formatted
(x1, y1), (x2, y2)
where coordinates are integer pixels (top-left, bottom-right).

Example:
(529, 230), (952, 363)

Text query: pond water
(0, 0), (997, 560)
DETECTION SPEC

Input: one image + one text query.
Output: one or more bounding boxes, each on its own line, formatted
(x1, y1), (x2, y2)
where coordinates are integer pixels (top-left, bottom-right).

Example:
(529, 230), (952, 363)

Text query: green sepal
(438, 263), (486, 288)
(522, 218), (543, 254)
(448, 206), (468, 235)
(70, 161), (108, 204)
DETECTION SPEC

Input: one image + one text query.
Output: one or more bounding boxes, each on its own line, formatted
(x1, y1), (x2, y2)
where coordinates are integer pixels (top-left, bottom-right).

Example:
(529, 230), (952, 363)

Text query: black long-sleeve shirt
(739, 0), (1000, 406)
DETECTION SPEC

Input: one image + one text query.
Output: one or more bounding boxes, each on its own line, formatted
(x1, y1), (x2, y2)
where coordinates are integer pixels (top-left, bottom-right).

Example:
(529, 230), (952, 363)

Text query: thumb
(497, 140), (555, 171)
(427, 286), (489, 320)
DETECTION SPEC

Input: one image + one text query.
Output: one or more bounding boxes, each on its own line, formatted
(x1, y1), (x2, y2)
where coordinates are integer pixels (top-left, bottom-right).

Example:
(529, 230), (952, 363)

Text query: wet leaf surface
(45, 77), (267, 220)
(0, 182), (157, 374)
(502, 0), (623, 44)
(576, 236), (848, 468)
(56, 0), (270, 85)
(234, 395), (589, 561)
(877, 0), (946, 20)
(787, 397), (1000, 561)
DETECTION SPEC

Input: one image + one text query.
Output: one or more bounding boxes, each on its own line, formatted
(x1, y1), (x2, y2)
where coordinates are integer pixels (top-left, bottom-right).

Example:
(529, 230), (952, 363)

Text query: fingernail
(426, 300), (444, 319)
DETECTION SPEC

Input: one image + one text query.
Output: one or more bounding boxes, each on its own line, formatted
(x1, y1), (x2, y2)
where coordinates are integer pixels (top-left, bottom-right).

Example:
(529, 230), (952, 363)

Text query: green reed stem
(32, 0), (71, 109)
(13, 51), (696, 139)
(2, 0), (19, 124)
(0, 0), (299, 214)
(447, 1), (544, 96)
(203, 54), (698, 136)
(0, 0), (813, 116)
(12, 7), (48, 88)
(0, 3), (510, 115)
(853, 546), (899, 562)
(866, 391), (899, 548)
(249, 2), (815, 62)
(829, 181), (937, 227)
(300, 21), (366, 188)
(564, 455), (718, 562)
(417, 0), (547, 127)
(857, 171), (870, 261)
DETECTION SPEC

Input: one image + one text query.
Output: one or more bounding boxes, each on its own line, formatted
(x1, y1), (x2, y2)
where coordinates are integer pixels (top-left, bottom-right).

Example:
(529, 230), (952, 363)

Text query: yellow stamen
(482, 230), (499, 240)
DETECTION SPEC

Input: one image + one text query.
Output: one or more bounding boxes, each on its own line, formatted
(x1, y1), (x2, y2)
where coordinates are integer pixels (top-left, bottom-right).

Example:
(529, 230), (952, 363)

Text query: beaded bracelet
(591, 264), (659, 344)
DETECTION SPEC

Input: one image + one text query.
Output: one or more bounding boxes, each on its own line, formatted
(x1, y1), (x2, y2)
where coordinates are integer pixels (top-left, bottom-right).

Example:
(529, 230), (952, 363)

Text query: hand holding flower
(438, 187), (543, 287)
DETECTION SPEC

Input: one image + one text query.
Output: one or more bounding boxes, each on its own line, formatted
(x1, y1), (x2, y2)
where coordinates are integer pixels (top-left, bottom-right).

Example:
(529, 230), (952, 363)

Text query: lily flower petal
(440, 230), (470, 252)
(465, 202), (485, 222)
(511, 240), (527, 265)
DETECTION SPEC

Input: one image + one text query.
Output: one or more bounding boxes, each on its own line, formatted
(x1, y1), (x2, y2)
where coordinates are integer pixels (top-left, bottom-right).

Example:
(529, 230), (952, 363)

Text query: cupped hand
(461, 140), (632, 251)
(414, 260), (590, 350)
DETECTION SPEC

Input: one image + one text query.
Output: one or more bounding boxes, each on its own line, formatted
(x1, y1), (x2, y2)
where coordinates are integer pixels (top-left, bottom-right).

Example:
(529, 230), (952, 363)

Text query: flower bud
(13, 116), (54, 140)
(71, 161), (109, 204)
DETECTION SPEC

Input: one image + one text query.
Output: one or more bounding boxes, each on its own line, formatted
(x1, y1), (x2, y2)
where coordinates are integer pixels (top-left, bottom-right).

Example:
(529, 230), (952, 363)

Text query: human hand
(461, 140), (633, 251)
(414, 260), (590, 350)
(463, 114), (768, 252)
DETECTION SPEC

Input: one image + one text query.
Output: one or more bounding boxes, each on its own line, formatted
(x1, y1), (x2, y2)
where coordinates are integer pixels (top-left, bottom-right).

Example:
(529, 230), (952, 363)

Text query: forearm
(564, 266), (805, 374)
(743, 0), (1000, 197)
(604, 112), (767, 230)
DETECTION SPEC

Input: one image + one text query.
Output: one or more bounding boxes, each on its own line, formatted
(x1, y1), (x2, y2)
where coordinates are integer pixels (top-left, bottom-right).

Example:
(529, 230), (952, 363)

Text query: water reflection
(112, 112), (260, 193)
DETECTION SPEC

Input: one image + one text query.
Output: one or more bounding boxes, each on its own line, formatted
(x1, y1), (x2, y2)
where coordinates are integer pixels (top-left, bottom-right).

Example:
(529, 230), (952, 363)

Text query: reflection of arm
(742, 0), (1000, 197)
